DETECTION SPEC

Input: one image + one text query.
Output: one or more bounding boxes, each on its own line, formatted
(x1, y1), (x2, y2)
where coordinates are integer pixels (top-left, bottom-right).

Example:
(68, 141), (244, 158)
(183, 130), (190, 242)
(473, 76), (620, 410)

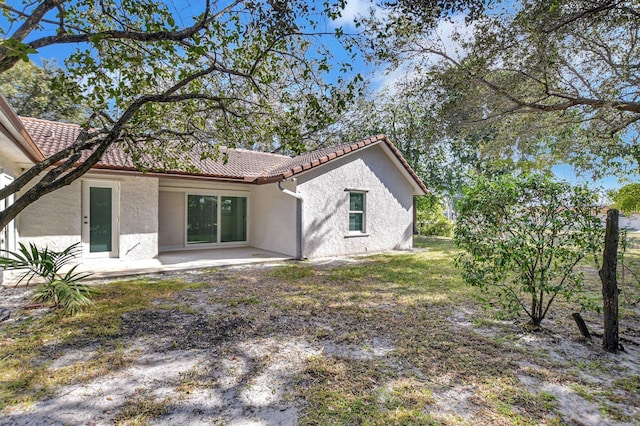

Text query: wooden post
(599, 209), (619, 354)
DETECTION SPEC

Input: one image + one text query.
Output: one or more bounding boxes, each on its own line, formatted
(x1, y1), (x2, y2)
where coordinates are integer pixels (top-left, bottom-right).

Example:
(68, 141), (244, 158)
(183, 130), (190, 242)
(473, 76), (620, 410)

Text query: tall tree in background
(372, 0), (640, 177)
(0, 60), (86, 122)
(0, 0), (362, 230)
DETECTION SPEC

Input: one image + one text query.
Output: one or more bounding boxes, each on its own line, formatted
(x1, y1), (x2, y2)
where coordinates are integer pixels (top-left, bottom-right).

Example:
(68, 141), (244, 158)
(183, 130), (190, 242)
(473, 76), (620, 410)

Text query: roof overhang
(0, 93), (45, 165)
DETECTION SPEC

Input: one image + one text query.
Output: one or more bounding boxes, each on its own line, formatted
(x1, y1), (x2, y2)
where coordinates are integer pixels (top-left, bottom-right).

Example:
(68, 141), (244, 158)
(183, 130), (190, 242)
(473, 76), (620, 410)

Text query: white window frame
(184, 190), (249, 248)
(0, 173), (15, 254)
(347, 190), (367, 234)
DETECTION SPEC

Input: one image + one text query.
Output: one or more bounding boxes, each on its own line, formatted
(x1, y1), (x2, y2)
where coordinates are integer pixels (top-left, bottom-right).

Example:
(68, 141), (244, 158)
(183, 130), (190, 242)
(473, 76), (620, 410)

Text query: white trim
(161, 185), (250, 195)
(0, 173), (15, 253)
(348, 190), (366, 235)
(82, 180), (120, 258)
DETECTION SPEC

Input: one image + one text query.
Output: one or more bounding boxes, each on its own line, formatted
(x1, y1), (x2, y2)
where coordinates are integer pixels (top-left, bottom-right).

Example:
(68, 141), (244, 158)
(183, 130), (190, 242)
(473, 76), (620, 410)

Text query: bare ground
(1, 252), (639, 425)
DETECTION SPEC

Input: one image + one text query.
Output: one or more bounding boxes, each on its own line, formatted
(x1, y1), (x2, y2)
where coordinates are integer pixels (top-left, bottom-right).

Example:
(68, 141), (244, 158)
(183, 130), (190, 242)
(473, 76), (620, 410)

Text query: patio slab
(3, 247), (294, 284)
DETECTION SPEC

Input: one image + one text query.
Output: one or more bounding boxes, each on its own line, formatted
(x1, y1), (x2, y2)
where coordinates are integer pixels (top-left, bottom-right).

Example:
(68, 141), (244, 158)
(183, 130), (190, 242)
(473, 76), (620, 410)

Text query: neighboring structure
(0, 101), (427, 281)
(597, 208), (640, 230)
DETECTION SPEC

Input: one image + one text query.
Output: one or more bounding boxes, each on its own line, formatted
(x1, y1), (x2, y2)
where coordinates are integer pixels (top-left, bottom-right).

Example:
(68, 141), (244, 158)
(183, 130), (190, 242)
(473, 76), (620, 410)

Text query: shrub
(415, 194), (453, 237)
(0, 242), (96, 315)
(454, 173), (602, 327)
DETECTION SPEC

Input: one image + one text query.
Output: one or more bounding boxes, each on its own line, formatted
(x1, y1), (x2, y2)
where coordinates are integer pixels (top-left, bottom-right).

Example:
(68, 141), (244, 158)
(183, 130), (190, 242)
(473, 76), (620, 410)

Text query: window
(186, 194), (248, 245)
(349, 192), (365, 233)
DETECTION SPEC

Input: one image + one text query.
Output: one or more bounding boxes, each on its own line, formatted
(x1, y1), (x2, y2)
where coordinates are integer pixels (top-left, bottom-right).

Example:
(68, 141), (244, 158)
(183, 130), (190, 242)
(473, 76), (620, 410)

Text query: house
(0, 99), (427, 282)
(597, 208), (640, 231)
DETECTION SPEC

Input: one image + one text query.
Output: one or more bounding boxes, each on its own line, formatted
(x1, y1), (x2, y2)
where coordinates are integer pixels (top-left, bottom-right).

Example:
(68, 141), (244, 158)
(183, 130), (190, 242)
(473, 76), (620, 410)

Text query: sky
(3, 0), (638, 191)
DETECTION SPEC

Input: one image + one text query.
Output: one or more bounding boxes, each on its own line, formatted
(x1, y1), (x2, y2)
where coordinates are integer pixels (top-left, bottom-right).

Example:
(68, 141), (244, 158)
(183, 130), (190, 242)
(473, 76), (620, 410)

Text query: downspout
(277, 179), (304, 260)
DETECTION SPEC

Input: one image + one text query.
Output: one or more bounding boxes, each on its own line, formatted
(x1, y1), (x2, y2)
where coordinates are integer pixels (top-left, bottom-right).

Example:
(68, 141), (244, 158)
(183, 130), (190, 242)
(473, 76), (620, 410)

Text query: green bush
(0, 242), (96, 315)
(454, 173), (602, 327)
(415, 194), (453, 237)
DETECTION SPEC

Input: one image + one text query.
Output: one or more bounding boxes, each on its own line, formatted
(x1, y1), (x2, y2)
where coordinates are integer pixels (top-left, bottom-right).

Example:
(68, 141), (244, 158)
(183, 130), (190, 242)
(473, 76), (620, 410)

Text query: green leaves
(454, 173), (603, 326)
(0, 0), (364, 230)
(0, 60), (87, 122)
(611, 183), (640, 215)
(0, 38), (37, 62)
(374, 0), (640, 177)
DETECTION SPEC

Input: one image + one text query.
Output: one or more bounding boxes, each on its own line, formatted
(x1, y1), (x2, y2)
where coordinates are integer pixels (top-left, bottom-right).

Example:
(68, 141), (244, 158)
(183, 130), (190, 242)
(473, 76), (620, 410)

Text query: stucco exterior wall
(0, 156), (21, 178)
(18, 172), (159, 260)
(118, 174), (159, 260)
(158, 191), (185, 250)
(18, 178), (83, 251)
(297, 144), (415, 258)
(249, 181), (297, 257)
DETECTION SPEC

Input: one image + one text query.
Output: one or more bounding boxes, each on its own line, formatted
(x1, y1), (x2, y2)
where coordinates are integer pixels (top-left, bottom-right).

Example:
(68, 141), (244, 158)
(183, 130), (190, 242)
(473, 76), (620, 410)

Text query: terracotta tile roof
(19, 117), (427, 193)
(20, 117), (289, 180)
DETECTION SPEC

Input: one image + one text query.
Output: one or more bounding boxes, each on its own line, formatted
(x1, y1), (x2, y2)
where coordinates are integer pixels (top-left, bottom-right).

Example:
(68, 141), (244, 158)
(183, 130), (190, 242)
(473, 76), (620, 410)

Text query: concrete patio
(83, 247), (295, 279)
(2, 247), (295, 284)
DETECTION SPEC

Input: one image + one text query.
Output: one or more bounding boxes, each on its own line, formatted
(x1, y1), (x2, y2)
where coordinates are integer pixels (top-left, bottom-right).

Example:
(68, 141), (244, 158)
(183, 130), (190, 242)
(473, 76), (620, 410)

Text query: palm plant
(0, 242), (96, 315)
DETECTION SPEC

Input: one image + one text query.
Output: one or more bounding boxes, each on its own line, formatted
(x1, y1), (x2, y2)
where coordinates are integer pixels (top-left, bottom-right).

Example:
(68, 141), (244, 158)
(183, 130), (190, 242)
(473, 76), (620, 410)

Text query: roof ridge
(223, 146), (291, 159)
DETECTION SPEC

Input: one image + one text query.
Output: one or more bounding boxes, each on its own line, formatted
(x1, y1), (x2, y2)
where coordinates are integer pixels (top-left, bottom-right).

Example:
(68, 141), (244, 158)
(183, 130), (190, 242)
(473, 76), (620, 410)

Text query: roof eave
(0, 94), (45, 163)
(258, 135), (429, 195)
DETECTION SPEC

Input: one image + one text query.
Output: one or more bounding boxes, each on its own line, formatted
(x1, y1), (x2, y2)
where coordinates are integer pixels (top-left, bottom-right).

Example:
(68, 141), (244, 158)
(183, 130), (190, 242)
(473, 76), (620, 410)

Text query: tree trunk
(599, 209), (619, 354)
(572, 312), (592, 339)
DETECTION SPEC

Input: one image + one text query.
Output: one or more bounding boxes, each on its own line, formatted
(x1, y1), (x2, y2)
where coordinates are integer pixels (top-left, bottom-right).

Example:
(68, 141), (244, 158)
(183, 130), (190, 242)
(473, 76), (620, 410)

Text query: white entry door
(82, 181), (119, 258)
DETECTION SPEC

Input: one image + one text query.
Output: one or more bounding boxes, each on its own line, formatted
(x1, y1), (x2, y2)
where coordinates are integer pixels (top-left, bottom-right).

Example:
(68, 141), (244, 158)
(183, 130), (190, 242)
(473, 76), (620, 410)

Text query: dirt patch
(1, 250), (640, 425)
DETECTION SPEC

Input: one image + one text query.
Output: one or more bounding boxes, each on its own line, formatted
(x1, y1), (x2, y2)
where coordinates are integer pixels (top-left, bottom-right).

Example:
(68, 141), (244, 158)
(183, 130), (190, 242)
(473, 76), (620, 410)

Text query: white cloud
(331, 0), (379, 28)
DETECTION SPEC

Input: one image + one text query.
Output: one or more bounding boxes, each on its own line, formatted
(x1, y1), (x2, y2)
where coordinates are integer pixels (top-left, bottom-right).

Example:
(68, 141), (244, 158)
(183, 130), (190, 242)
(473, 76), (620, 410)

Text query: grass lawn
(1, 236), (639, 425)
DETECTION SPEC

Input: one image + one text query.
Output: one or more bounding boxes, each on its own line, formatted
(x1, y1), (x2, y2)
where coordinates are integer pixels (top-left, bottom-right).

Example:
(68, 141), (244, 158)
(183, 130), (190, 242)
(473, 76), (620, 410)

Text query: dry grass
(1, 236), (639, 424)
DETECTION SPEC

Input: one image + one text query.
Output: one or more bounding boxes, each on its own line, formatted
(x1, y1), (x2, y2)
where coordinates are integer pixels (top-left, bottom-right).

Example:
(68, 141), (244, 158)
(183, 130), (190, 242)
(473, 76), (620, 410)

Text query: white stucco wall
(158, 190), (185, 250)
(118, 174), (159, 260)
(18, 172), (159, 260)
(297, 144), (415, 258)
(249, 181), (297, 257)
(0, 156), (22, 178)
(18, 177), (83, 251)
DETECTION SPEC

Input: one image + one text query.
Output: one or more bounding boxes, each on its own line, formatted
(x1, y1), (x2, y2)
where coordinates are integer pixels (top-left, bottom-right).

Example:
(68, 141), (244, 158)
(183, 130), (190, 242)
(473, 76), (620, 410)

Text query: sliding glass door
(186, 193), (247, 245)
(187, 195), (218, 244)
(221, 196), (247, 242)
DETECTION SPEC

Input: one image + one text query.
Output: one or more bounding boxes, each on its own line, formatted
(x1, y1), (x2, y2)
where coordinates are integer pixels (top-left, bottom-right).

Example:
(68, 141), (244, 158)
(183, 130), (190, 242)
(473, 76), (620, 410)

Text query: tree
(0, 0), (361, 231)
(415, 194), (452, 236)
(611, 183), (640, 214)
(325, 87), (454, 189)
(0, 59), (87, 122)
(454, 173), (602, 327)
(372, 0), (640, 176)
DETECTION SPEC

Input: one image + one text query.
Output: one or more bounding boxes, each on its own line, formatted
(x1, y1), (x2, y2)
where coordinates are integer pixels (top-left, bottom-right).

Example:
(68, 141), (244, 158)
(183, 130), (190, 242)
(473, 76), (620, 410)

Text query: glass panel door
(82, 181), (119, 258)
(89, 187), (113, 252)
(221, 196), (247, 242)
(187, 195), (218, 244)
